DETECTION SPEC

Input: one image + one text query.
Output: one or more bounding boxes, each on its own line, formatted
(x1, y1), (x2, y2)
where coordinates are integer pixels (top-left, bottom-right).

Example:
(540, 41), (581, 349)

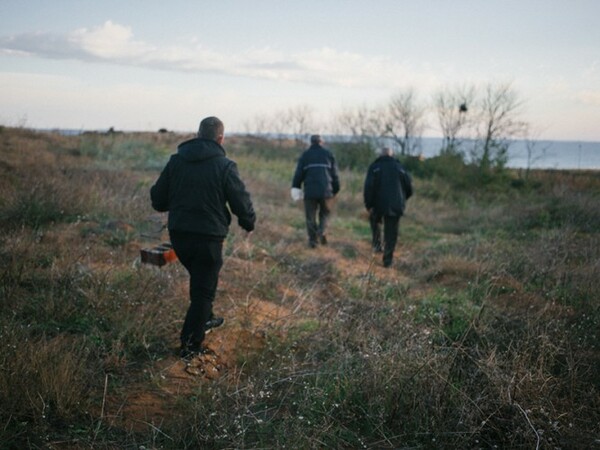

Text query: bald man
(363, 147), (413, 267)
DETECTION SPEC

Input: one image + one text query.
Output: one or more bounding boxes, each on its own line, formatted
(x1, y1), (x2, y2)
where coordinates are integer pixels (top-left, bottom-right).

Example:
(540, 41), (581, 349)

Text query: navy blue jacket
(150, 138), (255, 238)
(292, 144), (340, 199)
(363, 155), (413, 216)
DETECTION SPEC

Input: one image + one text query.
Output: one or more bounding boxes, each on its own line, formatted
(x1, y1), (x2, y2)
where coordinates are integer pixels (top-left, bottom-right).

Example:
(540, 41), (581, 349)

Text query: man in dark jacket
(363, 147), (413, 268)
(292, 134), (340, 248)
(150, 116), (255, 359)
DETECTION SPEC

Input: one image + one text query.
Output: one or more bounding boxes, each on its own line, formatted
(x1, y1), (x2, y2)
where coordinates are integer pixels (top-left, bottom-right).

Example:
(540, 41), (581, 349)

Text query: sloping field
(1, 127), (598, 448)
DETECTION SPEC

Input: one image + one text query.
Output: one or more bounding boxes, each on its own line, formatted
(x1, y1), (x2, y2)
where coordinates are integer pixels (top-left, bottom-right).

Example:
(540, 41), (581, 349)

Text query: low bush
(1, 128), (598, 448)
(330, 141), (375, 171)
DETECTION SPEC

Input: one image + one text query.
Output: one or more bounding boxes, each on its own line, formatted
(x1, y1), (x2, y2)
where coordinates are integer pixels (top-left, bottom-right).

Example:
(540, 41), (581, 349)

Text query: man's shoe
(205, 316), (224, 330)
(308, 240), (317, 248)
(319, 235), (328, 245)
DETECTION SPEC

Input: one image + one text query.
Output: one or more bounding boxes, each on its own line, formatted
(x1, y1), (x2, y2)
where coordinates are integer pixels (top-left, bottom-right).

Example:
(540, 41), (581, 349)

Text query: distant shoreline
(25, 127), (600, 171)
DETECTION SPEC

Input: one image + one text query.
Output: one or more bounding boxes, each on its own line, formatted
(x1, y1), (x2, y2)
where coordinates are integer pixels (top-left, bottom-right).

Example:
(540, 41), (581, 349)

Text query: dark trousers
(169, 230), (223, 351)
(369, 212), (400, 266)
(304, 197), (332, 245)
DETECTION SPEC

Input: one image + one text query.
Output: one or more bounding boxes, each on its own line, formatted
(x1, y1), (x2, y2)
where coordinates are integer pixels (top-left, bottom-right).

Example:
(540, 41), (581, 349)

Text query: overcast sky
(1, 0), (599, 141)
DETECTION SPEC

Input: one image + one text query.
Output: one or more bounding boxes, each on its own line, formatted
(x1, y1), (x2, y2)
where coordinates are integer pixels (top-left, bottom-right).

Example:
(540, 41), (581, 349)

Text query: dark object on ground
(140, 242), (177, 266)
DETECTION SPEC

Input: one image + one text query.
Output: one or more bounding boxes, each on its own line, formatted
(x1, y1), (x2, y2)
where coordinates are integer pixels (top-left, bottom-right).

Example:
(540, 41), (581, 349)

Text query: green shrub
(1, 128), (598, 449)
(0, 327), (93, 446)
(330, 141), (375, 170)
(80, 134), (172, 170)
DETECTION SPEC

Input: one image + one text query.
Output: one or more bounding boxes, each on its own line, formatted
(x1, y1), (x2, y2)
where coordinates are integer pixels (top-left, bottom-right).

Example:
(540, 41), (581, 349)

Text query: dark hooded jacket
(150, 138), (255, 238)
(292, 144), (340, 199)
(363, 155), (413, 216)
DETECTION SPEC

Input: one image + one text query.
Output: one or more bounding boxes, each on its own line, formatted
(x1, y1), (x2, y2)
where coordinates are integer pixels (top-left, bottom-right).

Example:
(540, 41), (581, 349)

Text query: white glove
(291, 188), (304, 202)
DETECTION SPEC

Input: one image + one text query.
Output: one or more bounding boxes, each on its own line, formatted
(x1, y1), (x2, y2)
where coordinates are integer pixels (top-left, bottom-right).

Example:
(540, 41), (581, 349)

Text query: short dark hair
(198, 116), (224, 141)
(310, 134), (322, 145)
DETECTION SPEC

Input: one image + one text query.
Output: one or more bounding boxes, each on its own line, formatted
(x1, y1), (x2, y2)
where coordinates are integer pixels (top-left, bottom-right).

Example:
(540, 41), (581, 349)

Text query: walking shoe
(319, 235), (328, 245)
(308, 240), (317, 248)
(205, 316), (224, 330)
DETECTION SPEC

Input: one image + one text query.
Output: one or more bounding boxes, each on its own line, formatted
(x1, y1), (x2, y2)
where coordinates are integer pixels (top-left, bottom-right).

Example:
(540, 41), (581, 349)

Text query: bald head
(380, 147), (394, 156)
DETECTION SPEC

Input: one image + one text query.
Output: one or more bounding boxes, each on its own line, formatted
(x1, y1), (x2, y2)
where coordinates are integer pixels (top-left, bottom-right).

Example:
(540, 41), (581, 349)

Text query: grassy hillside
(1, 127), (598, 449)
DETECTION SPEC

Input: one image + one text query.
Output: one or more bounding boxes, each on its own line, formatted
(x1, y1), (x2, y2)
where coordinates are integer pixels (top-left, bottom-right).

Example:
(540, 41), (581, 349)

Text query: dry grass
(0, 127), (598, 448)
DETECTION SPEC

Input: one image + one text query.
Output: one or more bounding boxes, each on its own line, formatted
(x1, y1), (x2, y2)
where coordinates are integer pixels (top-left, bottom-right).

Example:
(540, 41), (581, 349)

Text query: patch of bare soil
(106, 235), (420, 432)
(103, 293), (292, 431)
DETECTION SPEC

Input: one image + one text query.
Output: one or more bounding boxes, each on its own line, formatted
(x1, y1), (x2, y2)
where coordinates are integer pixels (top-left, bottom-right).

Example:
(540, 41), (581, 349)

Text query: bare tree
(523, 127), (551, 179)
(243, 105), (315, 148)
(383, 88), (426, 156)
(334, 104), (382, 147)
(473, 82), (528, 169)
(266, 109), (292, 148)
(330, 105), (382, 169)
(243, 113), (271, 136)
(287, 105), (315, 146)
(434, 84), (476, 155)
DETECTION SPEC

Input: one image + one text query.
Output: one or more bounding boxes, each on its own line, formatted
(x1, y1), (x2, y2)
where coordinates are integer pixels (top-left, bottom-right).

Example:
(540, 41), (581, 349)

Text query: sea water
(418, 138), (600, 170)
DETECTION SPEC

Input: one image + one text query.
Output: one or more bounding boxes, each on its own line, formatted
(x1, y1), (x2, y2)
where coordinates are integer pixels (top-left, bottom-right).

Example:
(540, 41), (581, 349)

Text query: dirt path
(106, 235), (416, 431)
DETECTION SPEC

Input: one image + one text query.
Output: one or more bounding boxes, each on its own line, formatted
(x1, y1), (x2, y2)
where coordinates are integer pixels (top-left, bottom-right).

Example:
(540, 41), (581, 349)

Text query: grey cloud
(242, 61), (303, 71)
(1, 32), (96, 61)
(0, 24), (407, 89)
(0, 31), (334, 86)
(0, 30), (312, 80)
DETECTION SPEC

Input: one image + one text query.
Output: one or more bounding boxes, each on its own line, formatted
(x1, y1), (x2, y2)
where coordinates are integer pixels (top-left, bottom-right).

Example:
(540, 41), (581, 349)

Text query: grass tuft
(1, 128), (598, 448)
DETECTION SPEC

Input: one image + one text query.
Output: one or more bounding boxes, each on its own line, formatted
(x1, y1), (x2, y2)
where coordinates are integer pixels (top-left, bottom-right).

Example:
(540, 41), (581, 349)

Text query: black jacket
(363, 155), (413, 216)
(292, 144), (340, 199)
(150, 138), (255, 238)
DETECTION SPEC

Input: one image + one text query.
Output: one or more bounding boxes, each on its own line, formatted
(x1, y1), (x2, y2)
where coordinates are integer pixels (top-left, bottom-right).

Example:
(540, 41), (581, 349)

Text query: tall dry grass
(0, 127), (598, 448)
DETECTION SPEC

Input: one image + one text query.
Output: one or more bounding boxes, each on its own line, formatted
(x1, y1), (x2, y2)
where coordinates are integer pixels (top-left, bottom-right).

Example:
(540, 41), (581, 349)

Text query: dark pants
(169, 230), (223, 351)
(304, 197), (332, 245)
(369, 212), (400, 266)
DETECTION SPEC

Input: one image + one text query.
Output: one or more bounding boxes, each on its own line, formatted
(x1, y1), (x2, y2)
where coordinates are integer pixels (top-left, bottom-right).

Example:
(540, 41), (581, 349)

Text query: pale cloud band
(0, 20), (420, 89)
(2, 20), (598, 140)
